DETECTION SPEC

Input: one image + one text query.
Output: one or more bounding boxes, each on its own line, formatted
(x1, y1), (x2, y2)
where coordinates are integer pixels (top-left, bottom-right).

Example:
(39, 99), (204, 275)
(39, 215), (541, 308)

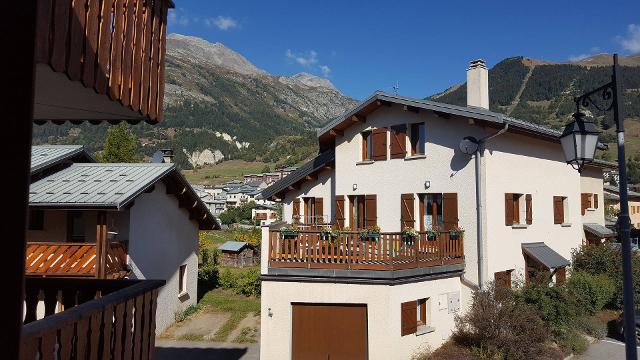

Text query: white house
(259, 60), (609, 359)
(25, 146), (219, 333)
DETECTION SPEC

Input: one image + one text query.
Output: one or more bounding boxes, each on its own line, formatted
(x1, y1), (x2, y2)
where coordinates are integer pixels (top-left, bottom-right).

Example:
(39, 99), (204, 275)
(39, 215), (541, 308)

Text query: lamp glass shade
(560, 112), (600, 170)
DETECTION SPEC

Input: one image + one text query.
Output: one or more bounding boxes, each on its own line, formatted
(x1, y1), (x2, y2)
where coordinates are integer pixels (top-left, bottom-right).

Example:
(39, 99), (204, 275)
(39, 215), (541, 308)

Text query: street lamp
(561, 54), (637, 359)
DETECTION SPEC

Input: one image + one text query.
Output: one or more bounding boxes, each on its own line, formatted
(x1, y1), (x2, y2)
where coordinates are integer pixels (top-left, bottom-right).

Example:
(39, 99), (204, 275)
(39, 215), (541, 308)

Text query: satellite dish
(459, 136), (479, 155)
(151, 150), (164, 163)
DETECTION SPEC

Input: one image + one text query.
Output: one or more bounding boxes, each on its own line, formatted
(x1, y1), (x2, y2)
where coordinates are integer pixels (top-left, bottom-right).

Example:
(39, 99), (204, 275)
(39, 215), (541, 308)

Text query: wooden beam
(144, 184), (155, 193)
(329, 129), (343, 137)
(323, 165), (333, 171)
(468, 118), (476, 125)
(403, 105), (420, 113)
(376, 100), (392, 107)
(350, 115), (365, 123)
(305, 174), (317, 181)
(433, 110), (451, 119)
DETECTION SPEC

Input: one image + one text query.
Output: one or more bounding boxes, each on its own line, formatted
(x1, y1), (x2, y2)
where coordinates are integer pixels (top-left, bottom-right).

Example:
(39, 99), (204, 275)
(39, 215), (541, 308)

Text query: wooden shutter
(390, 125), (407, 159)
(400, 194), (415, 229)
(581, 193), (589, 215)
(555, 267), (566, 284)
(364, 195), (377, 228)
(371, 128), (387, 161)
(553, 196), (564, 224)
(505, 193), (514, 226)
(293, 198), (300, 218)
(494, 271), (511, 289)
(594, 194), (599, 209)
(442, 193), (458, 231)
(525, 194), (533, 225)
(335, 195), (345, 229)
(315, 198), (324, 220)
(401, 301), (417, 336)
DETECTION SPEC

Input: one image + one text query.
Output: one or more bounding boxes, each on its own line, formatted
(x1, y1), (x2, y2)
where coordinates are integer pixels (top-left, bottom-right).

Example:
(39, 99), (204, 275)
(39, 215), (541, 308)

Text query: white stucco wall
(484, 132), (583, 281)
(260, 277), (464, 360)
(127, 182), (199, 334)
(283, 169), (333, 223)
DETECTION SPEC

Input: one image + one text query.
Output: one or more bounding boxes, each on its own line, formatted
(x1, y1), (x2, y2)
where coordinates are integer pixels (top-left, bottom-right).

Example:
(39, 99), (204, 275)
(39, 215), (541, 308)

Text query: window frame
(410, 122), (426, 156)
(178, 264), (187, 296)
(361, 130), (373, 161)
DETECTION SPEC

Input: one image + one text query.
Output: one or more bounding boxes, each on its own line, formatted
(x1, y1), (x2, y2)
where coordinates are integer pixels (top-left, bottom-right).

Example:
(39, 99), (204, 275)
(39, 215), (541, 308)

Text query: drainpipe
(472, 121), (509, 290)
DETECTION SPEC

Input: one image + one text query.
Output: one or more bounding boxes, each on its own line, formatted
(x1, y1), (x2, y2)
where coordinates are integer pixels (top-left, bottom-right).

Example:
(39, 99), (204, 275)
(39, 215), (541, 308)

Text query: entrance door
(292, 304), (368, 360)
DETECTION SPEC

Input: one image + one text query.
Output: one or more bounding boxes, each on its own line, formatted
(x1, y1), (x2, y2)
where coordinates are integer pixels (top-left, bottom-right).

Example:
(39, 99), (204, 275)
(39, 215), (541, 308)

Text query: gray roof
(584, 223), (616, 238)
(30, 163), (175, 209)
(604, 185), (640, 198)
(219, 241), (249, 252)
(262, 149), (335, 199)
(31, 145), (92, 174)
(522, 242), (570, 269)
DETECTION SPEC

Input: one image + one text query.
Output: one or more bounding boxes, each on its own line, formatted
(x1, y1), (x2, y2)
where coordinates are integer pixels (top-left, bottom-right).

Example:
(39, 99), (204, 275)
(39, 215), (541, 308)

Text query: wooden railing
(35, 0), (172, 123)
(268, 230), (464, 270)
(21, 277), (164, 360)
(26, 241), (129, 278)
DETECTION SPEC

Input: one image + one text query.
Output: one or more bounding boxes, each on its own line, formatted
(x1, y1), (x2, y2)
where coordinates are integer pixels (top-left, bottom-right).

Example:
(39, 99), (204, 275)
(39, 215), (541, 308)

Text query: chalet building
(252, 204), (279, 225)
(604, 184), (640, 229)
(25, 148), (219, 334)
(259, 60), (610, 359)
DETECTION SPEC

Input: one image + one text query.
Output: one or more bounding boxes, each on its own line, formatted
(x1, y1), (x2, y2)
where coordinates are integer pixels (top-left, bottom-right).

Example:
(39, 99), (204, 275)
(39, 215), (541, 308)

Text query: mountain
(429, 55), (640, 161)
(32, 34), (357, 169)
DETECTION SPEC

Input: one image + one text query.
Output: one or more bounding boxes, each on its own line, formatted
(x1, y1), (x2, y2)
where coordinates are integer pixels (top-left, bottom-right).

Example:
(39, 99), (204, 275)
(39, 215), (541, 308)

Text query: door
(292, 304), (368, 360)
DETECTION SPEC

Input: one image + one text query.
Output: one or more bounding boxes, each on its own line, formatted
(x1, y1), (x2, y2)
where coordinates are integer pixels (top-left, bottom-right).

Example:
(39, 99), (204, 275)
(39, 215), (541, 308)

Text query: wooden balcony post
(96, 211), (108, 279)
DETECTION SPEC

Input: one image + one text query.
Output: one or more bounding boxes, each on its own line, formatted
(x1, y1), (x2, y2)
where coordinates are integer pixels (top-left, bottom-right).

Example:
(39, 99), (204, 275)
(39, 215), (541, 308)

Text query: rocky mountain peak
(291, 72), (337, 90)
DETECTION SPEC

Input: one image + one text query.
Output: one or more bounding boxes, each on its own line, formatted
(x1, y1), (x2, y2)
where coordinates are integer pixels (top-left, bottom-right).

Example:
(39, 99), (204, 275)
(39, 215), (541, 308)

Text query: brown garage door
(292, 304), (368, 360)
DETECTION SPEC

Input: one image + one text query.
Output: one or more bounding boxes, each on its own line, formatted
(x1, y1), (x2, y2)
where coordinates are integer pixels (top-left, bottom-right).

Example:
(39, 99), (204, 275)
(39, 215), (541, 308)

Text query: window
(28, 209), (44, 231)
(178, 264), (187, 295)
(67, 211), (85, 242)
(581, 193), (599, 215)
(401, 298), (431, 336)
(553, 196), (568, 224)
(505, 193), (532, 226)
(418, 193), (458, 231)
(361, 131), (373, 160)
(349, 195), (376, 229)
(303, 197), (324, 224)
(410, 122), (426, 155)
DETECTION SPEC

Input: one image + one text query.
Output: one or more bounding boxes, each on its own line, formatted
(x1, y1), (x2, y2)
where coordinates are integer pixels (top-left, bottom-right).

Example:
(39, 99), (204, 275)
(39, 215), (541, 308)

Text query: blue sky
(168, 0), (639, 100)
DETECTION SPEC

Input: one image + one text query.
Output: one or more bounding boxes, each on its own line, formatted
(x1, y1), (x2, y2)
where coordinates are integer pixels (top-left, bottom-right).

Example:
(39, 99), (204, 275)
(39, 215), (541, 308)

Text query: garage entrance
(291, 303), (368, 360)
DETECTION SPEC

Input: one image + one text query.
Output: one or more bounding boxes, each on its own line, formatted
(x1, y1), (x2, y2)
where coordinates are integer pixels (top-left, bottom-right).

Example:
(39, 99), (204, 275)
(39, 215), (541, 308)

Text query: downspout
(467, 120), (509, 290)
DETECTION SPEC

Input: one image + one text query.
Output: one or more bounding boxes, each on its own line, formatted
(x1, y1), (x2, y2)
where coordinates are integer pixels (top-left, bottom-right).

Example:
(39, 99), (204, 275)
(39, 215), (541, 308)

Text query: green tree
(261, 165), (271, 173)
(627, 154), (640, 185)
(96, 123), (140, 163)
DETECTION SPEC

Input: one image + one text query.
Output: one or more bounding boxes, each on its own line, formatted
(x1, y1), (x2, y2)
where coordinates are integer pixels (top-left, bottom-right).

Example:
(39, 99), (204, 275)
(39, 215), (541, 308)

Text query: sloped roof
(31, 145), (93, 174)
(29, 163), (219, 229)
(584, 223), (616, 238)
(604, 185), (640, 198)
(522, 242), (570, 269)
(219, 241), (249, 252)
(262, 149), (335, 200)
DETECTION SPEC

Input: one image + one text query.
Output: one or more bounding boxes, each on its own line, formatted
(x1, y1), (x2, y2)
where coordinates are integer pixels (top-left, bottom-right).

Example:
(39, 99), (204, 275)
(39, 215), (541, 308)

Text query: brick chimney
(466, 59), (489, 109)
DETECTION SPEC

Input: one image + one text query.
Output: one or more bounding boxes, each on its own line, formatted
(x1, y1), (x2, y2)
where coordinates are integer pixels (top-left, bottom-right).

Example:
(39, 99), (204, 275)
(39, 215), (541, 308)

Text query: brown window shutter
(400, 194), (415, 229)
(555, 267), (566, 284)
(581, 193), (589, 215)
(390, 125), (407, 159)
(505, 193), (514, 226)
(494, 271), (512, 289)
(525, 194), (533, 225)
(335, 195), (345, 229)
(442, 193), (458, 231)
(594, 194), (598, 209)
(371, 128), (387, 161)
(315, 197), (324, 222)
(293, 198), (300, 217)
(553, 196), (564, 224)
(401, 301), (417, 336)
(365, 195), (377, 227)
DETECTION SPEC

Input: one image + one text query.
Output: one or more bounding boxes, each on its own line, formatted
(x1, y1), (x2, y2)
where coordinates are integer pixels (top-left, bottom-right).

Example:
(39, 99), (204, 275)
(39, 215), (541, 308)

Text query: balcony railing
(26, 241), (129, 278)
(268, 230), (464, 271)
(35, 0), (172, 123)
(22, 277), (164, 359)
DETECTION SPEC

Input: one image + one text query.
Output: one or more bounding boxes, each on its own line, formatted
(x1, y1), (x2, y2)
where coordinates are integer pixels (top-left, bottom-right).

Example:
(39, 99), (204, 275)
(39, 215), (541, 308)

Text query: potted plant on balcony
(359, 225), (381, 241)
(425, 225), (440, 240)
(449, 225), (465, 240)
(320, 228), (341, 244)
(280, 224), (299, 239)
(402, 227), (418, 242)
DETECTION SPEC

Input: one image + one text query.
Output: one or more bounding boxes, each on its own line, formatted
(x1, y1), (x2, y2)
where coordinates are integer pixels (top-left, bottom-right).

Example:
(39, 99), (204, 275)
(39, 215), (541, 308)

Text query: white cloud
(590, 46), (601, 53)
(568, 54), (591, 61)
(167, 9), (192, 27)
(286, 49), (319, 66)
(617, 24), (640, 54)
(319, 65), (331, 77)
(205, 16), (239, 31)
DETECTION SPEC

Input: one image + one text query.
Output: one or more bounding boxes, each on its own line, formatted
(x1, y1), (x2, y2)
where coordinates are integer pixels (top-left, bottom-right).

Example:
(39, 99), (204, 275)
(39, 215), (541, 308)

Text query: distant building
(218, 241), (257, 267)
(252, 204), (279, 225)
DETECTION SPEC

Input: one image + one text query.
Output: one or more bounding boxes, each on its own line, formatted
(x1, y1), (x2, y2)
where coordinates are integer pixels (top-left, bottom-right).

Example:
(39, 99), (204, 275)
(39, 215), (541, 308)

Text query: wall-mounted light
(424, 180), (431, 189)
(353, 183), (358, 191)
(268, 308), (273, 317)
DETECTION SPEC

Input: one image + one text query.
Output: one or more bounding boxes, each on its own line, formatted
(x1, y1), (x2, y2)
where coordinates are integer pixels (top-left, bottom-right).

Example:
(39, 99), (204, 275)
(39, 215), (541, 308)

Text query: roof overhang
(522, 242), (570, 269)
(583, 223), (617, 239)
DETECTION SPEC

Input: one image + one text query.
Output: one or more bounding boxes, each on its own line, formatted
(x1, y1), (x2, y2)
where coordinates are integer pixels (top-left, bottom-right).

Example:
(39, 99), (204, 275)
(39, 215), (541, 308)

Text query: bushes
(567, 271), (616, 315)
(517, 282), (580, 331)
(218, 268), (261, 297)
(198, 248), (219, 297)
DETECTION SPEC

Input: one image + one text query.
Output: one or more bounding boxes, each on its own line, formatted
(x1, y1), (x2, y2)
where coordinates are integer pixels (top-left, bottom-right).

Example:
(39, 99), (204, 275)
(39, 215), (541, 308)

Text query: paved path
(155, 339), (259, 360)
(576, 337), (640, 359)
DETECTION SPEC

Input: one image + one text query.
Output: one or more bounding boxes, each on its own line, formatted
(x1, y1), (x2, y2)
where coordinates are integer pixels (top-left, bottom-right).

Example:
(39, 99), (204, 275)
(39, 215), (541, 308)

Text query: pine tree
(96, 123), (140, 163)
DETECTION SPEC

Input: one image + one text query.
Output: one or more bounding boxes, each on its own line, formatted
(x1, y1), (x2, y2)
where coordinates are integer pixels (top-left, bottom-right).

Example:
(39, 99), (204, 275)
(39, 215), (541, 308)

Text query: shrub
(567, 271), (615, 315)
(555, 329), (589, 355)
(234, 268), (261, 297)
(198, 248), (219, 296)
(218, 268), (237, 289)
(174, 304), (200, 322)
(516, 282), (580, 331)
(576, 316), (608, 339)
(453, 284), (551, 360)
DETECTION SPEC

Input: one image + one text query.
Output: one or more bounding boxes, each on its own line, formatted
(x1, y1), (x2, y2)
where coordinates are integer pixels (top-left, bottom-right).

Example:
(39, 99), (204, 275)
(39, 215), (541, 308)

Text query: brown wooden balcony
(25, 241), (129, 279)
(22, 277), (164, 360)
(268, 230), (464, 271)
(33, 0), (174, 124)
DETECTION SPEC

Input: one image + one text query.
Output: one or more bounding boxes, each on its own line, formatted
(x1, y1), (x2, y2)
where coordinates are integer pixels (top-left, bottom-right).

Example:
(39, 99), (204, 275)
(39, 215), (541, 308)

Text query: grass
(199, 288), (261, 342)
(182, 160), (275, 185)
(212, 311), (246, 342)
(233, 327), (259, 344)
(202, 230), (237, 249)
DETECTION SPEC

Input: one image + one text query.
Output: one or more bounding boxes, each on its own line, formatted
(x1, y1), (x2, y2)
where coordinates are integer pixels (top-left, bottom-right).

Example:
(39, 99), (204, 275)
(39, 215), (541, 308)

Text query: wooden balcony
(268, 230), (464, 271)
(22, 277), (164, 360)
(33, 0), (173, 124)
(26, 241), (129, 279)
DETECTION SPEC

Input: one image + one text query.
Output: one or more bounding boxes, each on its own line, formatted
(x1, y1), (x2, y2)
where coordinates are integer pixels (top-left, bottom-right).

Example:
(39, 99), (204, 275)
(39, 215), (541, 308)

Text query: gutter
(472, 121), (509, 290)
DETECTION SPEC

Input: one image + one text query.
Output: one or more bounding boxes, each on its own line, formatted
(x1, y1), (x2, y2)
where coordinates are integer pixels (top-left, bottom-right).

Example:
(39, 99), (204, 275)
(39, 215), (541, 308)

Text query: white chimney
(466, 59), (489, 109)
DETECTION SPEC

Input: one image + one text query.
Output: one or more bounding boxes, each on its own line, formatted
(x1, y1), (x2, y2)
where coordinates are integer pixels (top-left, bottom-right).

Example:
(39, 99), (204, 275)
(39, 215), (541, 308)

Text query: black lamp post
(561, 54), (637, 359)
